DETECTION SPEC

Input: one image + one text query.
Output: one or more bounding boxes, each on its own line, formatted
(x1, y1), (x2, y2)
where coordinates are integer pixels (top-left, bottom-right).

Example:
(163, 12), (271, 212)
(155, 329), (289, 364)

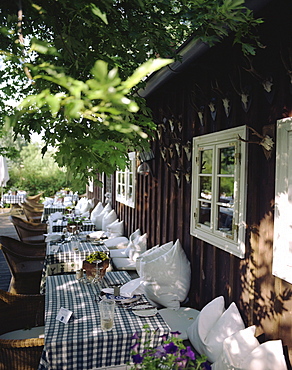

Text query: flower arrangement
(85, 251), (109, 263)
(130, 326), (210, 370)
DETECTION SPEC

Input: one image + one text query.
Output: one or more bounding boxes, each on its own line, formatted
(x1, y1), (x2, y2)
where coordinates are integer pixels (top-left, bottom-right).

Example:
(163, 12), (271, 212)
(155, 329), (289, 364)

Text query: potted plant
(82, 251), (110, 281)
(130, 326), (210, 370)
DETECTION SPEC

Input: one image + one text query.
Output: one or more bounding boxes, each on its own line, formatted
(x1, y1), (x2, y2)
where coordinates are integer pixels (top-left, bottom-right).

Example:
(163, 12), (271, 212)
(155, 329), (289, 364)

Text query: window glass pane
(128, 186), (133, 199)
(218, 206), (233, 234)
(199, 176), (212, 201)
(219, 146), (235, 174)
(199, 201), (211, 226)
(200, 149), (212, 174)
(218, 177), (234, 202)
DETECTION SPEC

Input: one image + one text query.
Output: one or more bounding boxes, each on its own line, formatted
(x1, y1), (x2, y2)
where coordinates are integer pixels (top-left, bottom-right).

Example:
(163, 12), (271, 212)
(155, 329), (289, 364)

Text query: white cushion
(129, 229), (141, 242)
(0, 326), (45, 340)
(92, 204), (112, 230)
(79, 199), (93, 214)
(90, 202), (104, 224)
(128, 233), (147, 262)
(241, 340), (288, 370)
(188, 297), (245, 363)
(102, 209), (117, 231)
(103, 237), (129, 249)
(110, 249), (129, 258)
(140, 241), (173, 265)
(112, 257), (137, 271)
(107, 220), (124, 238)
(141, 239), (191, 310)
(75, 197), (86, 210)
(159, 307), (200, 340)
(136, 244), (160, 276)
(211, 326), (259, 370)
(187, 296), (225, 359)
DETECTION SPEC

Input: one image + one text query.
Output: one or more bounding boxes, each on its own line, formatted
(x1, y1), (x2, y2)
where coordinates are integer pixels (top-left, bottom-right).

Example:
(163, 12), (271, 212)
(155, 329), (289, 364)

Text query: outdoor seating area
(0, 195), (289, 370)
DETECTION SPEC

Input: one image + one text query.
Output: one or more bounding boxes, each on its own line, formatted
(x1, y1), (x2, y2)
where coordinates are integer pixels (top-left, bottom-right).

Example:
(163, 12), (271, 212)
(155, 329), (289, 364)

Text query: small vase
(82, 259), (110, 282)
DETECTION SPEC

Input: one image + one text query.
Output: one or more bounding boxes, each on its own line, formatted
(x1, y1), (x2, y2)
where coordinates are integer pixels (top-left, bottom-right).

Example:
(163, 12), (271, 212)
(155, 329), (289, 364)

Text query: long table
(39, 273), (170, 370)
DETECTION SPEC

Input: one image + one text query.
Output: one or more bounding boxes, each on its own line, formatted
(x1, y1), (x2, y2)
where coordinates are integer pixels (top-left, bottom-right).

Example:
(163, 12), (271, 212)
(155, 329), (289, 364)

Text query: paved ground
(0, 208), (19, 291)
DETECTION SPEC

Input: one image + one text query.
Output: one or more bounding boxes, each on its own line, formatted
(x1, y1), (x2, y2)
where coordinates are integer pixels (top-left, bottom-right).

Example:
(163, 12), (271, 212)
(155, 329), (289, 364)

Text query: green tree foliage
(0, 0), (263, 182)
(7, 141), (85, 196)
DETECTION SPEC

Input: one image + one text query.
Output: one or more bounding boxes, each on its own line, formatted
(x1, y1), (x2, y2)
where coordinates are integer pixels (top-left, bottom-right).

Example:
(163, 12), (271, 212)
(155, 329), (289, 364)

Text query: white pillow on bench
(187, 296), (245, 363)
(140, 239), (191, 310)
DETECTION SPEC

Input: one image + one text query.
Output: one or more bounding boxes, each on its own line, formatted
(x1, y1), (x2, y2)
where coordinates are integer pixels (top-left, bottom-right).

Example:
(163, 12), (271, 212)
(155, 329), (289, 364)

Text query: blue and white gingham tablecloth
(40, 241), (109, 294)
(51, 219), (95, 232)
(1, 194), (26, 204)
(39, 273), (170, 370)
(42, 205), (67, 220)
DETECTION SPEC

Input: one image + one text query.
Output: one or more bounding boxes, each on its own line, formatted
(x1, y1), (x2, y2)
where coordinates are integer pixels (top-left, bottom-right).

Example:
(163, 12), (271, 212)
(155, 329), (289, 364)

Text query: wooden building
(90, 0), (292, 361)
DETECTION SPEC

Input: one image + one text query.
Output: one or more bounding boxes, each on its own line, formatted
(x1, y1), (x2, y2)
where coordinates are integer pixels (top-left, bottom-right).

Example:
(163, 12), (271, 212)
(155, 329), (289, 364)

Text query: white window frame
(190, 126), (248, 258)
(273, 117), (292, 284)
(116, 152), (136, 208)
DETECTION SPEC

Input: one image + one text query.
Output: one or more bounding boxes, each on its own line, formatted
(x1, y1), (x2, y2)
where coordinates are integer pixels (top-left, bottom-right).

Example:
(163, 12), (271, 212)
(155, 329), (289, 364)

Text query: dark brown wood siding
(109, 0), (292, 361)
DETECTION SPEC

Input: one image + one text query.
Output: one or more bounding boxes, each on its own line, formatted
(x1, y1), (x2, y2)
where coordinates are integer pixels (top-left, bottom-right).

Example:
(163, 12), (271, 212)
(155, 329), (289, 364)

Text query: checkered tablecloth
(40, 241), (109, 294)
(42, 206), (67, 221)
(52, 219), (95, 232)
(38, 273), (170, 370)
(1, 194), (26, 204)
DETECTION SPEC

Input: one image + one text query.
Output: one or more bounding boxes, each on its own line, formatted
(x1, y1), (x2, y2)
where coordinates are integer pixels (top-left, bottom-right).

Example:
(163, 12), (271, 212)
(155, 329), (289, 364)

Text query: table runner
(39, 273), (170, 370)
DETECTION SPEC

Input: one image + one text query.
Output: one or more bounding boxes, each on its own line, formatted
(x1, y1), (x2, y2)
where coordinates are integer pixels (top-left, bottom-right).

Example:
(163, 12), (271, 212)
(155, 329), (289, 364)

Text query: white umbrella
(0, 156), (9, 205)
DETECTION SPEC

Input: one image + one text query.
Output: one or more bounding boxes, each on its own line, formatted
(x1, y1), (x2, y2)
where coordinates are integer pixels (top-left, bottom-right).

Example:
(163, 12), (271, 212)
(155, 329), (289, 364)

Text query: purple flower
(163, 342), (178, 354)
(161, 334), (168, 341)
(180, 346), (196, 361)
(154, 345), (166, 358)
(202, 362), (211, 370)
(132, 354), (144, 364)
(131, 343), (139, 353)
(170, 331), (181, 337)
(132, 332), (139, 340)
(175, 358), (188, 369)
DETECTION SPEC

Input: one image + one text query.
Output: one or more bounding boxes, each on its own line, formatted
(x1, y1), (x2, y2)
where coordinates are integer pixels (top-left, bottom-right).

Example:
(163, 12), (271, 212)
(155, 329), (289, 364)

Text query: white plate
(132, 306), (158, 317)
(100, 293), (141, 304)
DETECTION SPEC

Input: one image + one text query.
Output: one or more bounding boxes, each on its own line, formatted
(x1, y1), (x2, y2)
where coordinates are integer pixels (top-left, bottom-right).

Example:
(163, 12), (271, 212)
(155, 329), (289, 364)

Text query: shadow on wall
(240, 209), (292, 354)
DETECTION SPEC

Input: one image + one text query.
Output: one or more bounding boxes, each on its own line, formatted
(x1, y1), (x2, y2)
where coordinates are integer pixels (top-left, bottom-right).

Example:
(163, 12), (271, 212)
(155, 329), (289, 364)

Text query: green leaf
(91, 4), (108, 25)
(123, 58), (173, 90)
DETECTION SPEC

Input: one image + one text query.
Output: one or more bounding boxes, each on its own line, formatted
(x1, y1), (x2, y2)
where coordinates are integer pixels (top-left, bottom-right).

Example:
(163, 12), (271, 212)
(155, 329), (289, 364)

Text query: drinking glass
(99, 299), (115, 331)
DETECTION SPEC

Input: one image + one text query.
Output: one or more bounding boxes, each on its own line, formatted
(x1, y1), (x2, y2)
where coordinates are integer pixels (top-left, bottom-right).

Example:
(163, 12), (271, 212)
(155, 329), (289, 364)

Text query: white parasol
(0, 156), (9, 205)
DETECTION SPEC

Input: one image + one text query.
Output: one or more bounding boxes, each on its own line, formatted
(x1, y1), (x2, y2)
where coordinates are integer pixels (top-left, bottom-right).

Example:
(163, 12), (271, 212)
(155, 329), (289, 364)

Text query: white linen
(102, 278), (144, 298)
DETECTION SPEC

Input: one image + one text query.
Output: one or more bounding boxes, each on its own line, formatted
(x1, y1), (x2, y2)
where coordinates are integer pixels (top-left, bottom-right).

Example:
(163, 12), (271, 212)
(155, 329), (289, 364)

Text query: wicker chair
(21, 204), (43, 223)
(23, 199), (44, 211)
(0, 236), (45, 294)
(0, 289), (45, 370)
(9, 216), (46, 244)
(26, 193), (43, 203)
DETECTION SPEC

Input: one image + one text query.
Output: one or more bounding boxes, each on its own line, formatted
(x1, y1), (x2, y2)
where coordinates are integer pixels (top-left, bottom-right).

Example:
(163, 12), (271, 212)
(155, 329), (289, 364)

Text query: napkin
(45, 233), (62, 242)
(87, 231), (106, 239)
(49, 244), (60, 254)
(102, 278), (144, 298)
(49, 212), (63, 222)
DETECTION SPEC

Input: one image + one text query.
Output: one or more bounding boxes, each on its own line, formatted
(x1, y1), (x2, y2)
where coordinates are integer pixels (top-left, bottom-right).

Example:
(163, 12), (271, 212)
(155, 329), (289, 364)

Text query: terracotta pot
(82, 259), (110, 280)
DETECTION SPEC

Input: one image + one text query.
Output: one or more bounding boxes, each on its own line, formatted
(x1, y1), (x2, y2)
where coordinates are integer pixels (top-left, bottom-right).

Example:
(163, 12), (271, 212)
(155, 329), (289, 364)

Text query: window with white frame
(190, 126), (248, 258)
(273, 117), (292, 284)
(116, 152), (136, 208)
